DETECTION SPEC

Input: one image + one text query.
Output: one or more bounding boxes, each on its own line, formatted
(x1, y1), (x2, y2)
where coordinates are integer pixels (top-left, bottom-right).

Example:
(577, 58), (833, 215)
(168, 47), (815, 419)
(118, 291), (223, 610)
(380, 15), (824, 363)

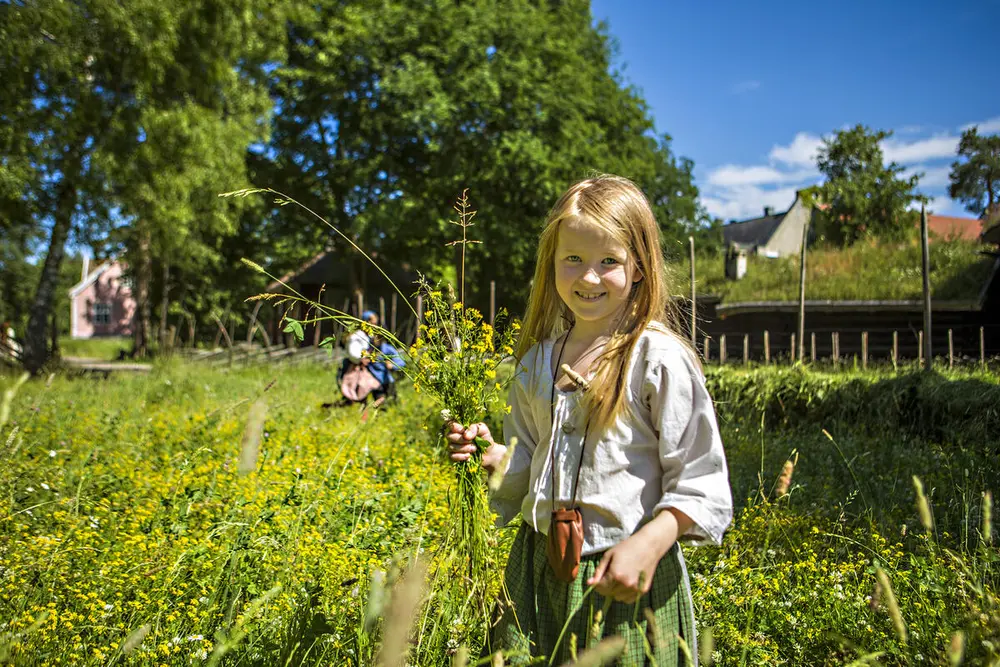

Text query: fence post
(720, 334), (727, 365)
(357, 292), (364, 320)
(861, 331), (868, 370)
(743, 334), (749, 367)
(982, 326), (987, 369)
(892, 331), (898, 371)
(703, 335), (710, 362)
(790, 333), (796, 364)
(810, 332), (816, 363)
(689, 237), (697, 348)
(379, 297), (386, 329)
(415, 295), (423, 344)
(921, 206), (932, 371)
(391, 293), (397, 333)
(797, 215), (809, 362)
(918, 330), (924, 367)
(948, 329), (954, 370)
(832, 332), (840, 369)
(764, 330), (770, 365)
(490, 280), (496, 326)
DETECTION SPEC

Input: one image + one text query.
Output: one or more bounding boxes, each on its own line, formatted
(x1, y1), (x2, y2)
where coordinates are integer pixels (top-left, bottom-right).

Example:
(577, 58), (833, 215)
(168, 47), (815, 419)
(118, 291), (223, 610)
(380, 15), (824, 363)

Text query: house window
(94, 303), (112, 325)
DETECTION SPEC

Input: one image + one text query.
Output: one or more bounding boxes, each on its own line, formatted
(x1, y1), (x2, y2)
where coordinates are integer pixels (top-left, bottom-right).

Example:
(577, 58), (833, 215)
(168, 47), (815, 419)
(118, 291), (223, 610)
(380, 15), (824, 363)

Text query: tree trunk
(133, 222), (153, 358)
(158, 261), (170, 349)
(23, 160), (78, 374)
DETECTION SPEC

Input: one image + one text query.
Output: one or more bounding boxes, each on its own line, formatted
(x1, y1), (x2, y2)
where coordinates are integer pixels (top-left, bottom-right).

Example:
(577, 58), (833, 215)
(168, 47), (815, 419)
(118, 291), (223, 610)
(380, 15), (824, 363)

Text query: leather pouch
(547, 507), (584, 582)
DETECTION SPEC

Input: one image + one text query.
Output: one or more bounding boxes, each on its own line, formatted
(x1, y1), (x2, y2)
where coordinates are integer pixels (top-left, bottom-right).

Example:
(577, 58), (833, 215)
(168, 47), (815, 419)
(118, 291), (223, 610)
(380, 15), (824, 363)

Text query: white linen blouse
(491, 327), (733, 555)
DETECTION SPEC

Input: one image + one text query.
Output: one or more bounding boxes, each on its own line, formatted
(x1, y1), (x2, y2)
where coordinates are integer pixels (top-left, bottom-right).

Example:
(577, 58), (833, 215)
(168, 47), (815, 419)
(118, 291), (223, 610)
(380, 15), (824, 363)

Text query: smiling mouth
(575, 291), (606, 302)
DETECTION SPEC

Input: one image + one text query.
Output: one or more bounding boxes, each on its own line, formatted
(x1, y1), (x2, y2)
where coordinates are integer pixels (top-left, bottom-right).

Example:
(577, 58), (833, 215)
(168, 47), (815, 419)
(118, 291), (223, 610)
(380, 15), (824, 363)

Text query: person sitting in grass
(447, 175), (733, 665)
(366, 330), (405, 407)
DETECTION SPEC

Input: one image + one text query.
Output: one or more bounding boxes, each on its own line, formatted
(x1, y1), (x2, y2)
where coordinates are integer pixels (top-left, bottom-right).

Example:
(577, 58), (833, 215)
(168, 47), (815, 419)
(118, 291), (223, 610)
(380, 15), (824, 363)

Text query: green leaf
(283, 319), (304, 342)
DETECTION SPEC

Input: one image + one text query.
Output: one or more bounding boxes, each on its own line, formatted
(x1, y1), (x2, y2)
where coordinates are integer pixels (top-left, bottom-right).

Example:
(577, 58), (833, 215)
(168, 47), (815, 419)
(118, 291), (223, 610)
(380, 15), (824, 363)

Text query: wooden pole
(357, 292), (364, 320)
(391, 293), (397, 333)
(921, 205), (932, 371)
(918, 330), (924, 367)
(948, 328), (954, 369)
(861, 331), (868, 370)
(982, 327), (987, 369)
(689, 237), (697, 348)
(743, 334), (749, 367)
(810, 332), (816, 363)
(379, 296), (386, 329)
(832, 332), (840, 368)
(490, 280), (496, 326)
(892, 331), (898, 371)
(797, 214), (809, 362)
(790, 333), (796, 363)
(246, 301), (263, 344)
(703, 335), (710, 362)
(415, 294), (423, 344)
(764, 330), (770, 365)
(720, 334), (727, 364)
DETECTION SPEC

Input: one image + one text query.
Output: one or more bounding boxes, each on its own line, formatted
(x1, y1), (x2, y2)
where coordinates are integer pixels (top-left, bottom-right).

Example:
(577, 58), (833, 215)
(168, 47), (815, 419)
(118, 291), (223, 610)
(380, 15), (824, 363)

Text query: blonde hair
(516, 174), (690, 434)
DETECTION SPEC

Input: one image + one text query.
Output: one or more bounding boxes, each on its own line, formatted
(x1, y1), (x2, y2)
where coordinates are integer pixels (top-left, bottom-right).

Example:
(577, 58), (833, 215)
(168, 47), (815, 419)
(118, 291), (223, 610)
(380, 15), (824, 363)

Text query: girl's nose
(579, 267), (602, 285)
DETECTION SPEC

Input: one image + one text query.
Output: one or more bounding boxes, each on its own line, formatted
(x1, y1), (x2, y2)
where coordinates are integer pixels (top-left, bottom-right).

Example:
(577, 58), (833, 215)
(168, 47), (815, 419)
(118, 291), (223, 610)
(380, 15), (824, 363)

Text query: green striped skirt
(486, 522), (697, 666)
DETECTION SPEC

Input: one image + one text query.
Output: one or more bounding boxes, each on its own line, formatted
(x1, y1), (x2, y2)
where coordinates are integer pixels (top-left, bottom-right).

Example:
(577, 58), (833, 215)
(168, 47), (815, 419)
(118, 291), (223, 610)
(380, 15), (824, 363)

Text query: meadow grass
(58, 337), (133, 361)
(695, 238), (994, 303)
(1, 361), (998, 665)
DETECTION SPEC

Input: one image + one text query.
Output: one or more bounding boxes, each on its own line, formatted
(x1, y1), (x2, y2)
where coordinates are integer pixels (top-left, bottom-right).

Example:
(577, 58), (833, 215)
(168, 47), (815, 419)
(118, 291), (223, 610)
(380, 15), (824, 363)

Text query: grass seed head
(983, 491), (993, 544)
(699, 627), (714, 666)
(875, 566), (907, 644)
(912, 476), (933, 532)
(947, 630), (965, 666)
(560, 636), (626, 667)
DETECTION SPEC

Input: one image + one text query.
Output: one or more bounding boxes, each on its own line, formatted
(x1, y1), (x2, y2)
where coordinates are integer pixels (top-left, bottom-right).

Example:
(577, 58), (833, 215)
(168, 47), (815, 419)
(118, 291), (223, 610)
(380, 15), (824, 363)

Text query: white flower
(103, 604), (113, 611)
(48, 450), (56, 458)
(25, 487), (34, 493)
(41, 482), (50, 491)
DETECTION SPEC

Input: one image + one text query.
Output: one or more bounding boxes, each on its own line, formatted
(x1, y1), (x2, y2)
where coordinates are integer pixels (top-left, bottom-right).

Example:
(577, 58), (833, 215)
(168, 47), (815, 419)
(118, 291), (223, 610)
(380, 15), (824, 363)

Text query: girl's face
(553, 217), (641, 333)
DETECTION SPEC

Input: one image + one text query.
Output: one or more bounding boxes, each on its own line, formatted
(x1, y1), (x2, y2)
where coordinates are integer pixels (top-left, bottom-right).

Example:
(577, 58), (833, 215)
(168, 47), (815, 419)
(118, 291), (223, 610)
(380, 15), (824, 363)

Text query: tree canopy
(2, 0), (707, 364)
(814, 125), (926, 246)
(949, 127), (1000, 221)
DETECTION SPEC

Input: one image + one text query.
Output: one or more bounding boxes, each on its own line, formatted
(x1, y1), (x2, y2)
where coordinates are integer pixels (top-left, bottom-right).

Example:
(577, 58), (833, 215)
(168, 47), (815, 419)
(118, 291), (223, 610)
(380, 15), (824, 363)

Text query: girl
(447, 175), (732, 666)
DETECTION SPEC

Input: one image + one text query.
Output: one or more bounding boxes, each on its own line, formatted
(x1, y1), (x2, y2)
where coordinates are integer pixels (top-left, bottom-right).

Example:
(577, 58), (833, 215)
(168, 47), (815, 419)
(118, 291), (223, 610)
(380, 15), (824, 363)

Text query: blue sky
(590, 0), (1000, 221)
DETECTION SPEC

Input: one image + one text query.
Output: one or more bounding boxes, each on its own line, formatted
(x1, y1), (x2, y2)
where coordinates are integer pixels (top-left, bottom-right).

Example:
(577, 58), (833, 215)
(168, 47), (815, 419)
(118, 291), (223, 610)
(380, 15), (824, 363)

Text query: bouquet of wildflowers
(408, 284), (518, 577)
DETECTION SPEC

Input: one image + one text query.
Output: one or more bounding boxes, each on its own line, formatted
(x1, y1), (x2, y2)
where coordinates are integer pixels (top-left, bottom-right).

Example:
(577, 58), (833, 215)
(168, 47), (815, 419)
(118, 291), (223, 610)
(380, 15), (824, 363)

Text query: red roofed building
(925, 214), (983, 242)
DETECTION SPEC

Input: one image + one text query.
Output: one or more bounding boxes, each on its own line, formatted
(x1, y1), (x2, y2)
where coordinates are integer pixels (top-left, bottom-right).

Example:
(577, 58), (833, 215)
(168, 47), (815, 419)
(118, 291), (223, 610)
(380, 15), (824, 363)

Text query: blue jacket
(367, 341), (405, 386)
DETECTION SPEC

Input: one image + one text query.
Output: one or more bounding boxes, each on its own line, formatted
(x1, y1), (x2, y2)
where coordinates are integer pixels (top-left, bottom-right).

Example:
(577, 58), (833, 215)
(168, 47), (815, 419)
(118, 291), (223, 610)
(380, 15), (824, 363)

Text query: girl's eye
(566, 255), (581, 262)
(601, 257), (620, 265)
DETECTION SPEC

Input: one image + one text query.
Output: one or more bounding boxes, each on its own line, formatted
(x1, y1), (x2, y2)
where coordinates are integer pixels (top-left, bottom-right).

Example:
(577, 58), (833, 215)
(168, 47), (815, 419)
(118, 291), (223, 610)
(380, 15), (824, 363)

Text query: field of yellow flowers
(1, 361), (999, 666)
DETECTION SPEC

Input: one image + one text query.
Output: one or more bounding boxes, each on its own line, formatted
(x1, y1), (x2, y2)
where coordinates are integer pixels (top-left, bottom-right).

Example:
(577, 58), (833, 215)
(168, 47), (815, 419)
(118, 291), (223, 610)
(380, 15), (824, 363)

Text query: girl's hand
(585, 533), (665, 604)
(445, 422), (506, 474)
(586, 509), (691, 603)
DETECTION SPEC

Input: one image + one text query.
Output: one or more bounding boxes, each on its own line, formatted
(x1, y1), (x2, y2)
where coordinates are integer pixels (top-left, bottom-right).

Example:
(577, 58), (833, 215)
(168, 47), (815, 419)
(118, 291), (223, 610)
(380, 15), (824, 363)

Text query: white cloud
(768, 133), (823, 168)
(903, 164), (952, 188)
(962, 116), (1000, 134)
(707, 165), (816, 188)
(882, 134), (958, 163)
(701, 117), (994, 223)
(702, 185), (801, 220)
(731, 80), (761, 95)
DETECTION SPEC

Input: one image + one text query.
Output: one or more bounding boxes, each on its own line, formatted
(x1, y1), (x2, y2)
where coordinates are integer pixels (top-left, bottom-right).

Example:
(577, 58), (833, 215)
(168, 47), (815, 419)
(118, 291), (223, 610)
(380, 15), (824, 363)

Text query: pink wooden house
(69, 258), (136, 338)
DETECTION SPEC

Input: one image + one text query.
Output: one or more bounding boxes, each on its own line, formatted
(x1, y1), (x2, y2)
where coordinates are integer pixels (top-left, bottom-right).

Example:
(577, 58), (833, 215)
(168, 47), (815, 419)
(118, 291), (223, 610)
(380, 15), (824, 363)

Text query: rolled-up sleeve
(647, 349), (733, 546)
(490, 364), (538, 526)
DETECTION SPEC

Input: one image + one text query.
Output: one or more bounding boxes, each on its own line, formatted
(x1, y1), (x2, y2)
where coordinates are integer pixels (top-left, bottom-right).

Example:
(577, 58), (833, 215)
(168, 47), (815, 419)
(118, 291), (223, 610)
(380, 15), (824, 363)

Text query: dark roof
(983, 221), (1000, 245)
(722, 212), (785, 247)
(266, 250), (418, 294)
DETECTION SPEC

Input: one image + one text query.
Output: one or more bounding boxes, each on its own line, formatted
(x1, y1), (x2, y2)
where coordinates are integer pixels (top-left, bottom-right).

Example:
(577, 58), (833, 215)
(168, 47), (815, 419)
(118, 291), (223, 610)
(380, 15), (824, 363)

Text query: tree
(260, 0), (704, 311)
(1, 0), (283, 367)
(949, 127), (1000, 221)
(815, 125), (926, 246)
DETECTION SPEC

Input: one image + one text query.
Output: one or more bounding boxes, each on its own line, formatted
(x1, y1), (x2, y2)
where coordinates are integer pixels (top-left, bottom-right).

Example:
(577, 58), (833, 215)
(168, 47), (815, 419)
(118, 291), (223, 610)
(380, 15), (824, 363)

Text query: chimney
(763, 206), (774, 217)
(81, 255), (89, 282)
